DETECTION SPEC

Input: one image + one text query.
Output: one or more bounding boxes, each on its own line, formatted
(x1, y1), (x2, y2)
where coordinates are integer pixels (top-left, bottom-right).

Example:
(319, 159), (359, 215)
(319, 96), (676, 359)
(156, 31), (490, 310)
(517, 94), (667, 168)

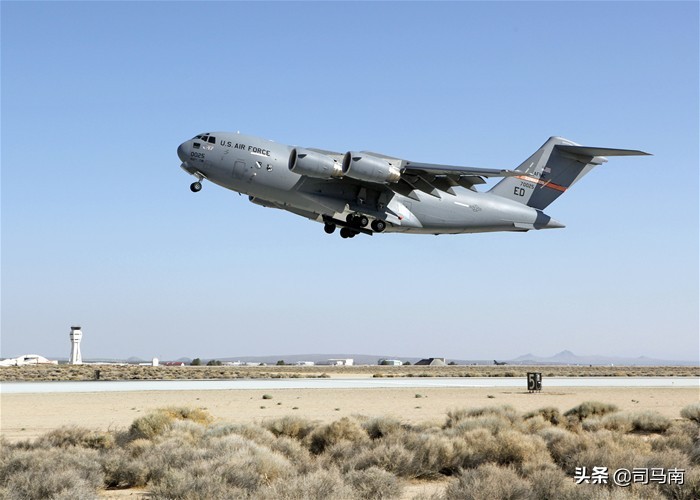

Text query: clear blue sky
(2, 1), (698, 362)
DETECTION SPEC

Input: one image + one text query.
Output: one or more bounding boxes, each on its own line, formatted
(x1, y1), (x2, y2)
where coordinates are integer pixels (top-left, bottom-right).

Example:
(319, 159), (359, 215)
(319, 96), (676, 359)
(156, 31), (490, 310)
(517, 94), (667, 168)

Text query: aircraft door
(232, 160), (248, 180)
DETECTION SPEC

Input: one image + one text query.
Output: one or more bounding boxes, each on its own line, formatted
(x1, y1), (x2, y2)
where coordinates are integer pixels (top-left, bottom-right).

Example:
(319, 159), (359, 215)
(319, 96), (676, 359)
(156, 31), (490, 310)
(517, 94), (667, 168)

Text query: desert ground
(2, 385), (697, 442)
(2, 380), (699, 499)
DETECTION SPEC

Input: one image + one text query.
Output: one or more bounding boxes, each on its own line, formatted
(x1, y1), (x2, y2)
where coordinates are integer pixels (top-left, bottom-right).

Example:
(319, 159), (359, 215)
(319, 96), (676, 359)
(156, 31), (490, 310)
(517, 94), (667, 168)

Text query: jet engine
(288, 148), (342, 179)
(342, 152), (401, 184)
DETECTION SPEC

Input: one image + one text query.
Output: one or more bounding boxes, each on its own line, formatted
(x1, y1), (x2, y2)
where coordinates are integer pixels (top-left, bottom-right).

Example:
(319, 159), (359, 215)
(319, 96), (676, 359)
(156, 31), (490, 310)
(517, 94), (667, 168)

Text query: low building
(295, 361), (315, 366)
(328, 358), (354, 366)
(378, 359), (403, 366)
(0, 354), (58, 367)
(415, 357), (447, 366)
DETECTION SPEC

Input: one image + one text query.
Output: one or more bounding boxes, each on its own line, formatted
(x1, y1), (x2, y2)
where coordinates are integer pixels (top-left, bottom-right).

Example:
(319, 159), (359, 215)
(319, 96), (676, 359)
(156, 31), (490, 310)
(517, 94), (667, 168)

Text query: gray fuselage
(177, 132), (564, 235)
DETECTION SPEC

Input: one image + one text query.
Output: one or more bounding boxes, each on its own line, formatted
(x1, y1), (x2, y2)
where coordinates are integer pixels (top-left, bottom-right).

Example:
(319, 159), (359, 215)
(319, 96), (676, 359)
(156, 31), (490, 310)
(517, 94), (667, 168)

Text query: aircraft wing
(402, 161), (519, 178)
(361, 151), (518, 198)
(303, 148), (518, 198)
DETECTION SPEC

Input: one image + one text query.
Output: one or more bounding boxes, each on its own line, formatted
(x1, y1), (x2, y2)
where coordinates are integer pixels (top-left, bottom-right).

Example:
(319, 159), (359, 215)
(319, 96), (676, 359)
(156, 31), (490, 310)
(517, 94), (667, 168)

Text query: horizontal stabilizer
(556, 145), (652, 157)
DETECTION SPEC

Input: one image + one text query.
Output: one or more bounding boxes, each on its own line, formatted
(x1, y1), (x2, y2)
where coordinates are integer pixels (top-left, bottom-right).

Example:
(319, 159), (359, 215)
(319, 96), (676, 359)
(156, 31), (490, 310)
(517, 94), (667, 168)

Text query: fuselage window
(208, 136), (216, 144)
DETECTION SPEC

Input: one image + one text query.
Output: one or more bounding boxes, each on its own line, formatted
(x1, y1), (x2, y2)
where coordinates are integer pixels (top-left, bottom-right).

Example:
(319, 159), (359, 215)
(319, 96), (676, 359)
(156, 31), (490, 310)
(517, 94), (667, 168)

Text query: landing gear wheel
(359, 215), (369, 227)
(371, 220), (386, 232)
(340, 227), (355, 239)
(324, 223), (336, 234)
(190, 181), (202, 193)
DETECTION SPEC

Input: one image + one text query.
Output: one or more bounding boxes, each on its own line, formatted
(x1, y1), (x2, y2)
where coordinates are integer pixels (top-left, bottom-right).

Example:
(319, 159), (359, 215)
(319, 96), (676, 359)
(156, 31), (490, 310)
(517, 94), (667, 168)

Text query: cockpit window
(192, 133), (216, 145)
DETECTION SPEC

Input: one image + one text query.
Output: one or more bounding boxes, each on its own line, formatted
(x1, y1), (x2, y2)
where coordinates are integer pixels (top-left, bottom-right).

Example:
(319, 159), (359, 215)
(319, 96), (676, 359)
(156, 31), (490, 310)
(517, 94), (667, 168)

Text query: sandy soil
(2, 386), (697, 443)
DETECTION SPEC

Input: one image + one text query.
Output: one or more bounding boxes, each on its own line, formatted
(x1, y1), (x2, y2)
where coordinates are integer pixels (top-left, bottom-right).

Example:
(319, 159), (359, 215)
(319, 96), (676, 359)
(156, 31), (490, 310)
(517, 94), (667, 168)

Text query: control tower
(69, 326), (83, 364)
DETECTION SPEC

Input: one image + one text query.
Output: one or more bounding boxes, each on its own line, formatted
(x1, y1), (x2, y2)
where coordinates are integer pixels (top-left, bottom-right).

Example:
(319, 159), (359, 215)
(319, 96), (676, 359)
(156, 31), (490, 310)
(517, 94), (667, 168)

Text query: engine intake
(341, 152), (401, 184)
(288, 148), (342, 179)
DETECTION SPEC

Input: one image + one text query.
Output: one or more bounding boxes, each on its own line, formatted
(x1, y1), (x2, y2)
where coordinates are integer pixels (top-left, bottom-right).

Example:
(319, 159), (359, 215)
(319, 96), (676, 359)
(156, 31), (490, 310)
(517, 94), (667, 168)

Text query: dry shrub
(100, 447), (150, 488)
(572, 430), (651, 476)
(35, 425), (115, 449)
(128, 406), (212, 441)
(270, 436), (317, 473)
(593, 411), (672, 434)
(306, 417), (369, 454)
(258, 467), (355, 499)
(263, 415), (316, 440)
(565, 401), (619, 422)
(150, 461), (245, 500)
(345, 466), (403, 498)
(125, 437), (153, 457)
(538, 427), (590, 473)
(448, 414), (514, 435)
(445, 405), (519, 428)
(147, 433), (294, 495)
(691, 440), (700, 465)
(650, 420), (697, 456)
(521, 414), (552, 433)
(658, 465), (700, 500)
(524, 407), (562, 426)
(351, 440), (415, 476)
(146, 436), (212, 484)
(362, 416), (403, 439)
(217, 446), (293, 491)
(402, 432), (474, 478)
(159, 406), (213, 425)
(321, 440), (366, 471)
(0, 447), (104, 500)
(442, 464), (531, 500)
(632, 411), (672, 433)
(205, 422), (276, 448)
(681, 402), (700, 423)
(525, 465), (575, 499)
(490, 429), (551, 471)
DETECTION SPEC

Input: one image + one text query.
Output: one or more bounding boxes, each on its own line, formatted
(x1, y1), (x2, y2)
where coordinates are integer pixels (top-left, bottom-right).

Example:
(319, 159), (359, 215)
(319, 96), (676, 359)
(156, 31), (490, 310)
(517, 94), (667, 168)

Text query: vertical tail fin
(489, 137), (650, 210)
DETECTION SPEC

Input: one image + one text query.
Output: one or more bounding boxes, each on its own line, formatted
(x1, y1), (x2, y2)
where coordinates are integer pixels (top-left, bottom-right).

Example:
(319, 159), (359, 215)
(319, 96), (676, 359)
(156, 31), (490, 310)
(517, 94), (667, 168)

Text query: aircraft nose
(177, 142), (189, 162)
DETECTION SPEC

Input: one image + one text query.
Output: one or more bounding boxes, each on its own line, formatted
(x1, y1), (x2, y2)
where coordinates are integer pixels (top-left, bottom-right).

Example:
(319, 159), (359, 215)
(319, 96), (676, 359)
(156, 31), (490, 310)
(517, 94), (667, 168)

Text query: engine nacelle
(342, 152), (401, 184)
(288, 148), (342, 179)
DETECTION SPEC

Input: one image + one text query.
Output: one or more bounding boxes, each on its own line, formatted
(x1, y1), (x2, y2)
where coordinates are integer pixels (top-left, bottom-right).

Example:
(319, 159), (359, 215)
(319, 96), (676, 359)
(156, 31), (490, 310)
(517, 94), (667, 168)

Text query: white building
(379, 359), (403, 366)
(0, 354), (58, 367)
(328, 358), (354, 366)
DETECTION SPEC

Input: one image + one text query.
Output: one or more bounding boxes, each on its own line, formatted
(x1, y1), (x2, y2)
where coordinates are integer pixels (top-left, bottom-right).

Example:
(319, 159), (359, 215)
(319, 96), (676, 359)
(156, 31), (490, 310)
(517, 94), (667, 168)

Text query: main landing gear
(339, 227), (357, 239)
(322, 213), (387, 238)
(371, 219), (386, 232)
(347, 213), (369, 228)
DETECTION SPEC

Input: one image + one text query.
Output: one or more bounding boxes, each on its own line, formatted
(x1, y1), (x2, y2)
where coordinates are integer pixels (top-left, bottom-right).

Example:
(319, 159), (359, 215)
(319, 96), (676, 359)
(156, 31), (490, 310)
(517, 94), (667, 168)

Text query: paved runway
(2, 376), (698, 394)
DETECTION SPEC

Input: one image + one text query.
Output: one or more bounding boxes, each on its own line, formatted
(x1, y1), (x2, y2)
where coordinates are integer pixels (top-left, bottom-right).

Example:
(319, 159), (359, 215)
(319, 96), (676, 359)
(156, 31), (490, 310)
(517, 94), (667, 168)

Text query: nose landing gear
(189, 172), (205, 193)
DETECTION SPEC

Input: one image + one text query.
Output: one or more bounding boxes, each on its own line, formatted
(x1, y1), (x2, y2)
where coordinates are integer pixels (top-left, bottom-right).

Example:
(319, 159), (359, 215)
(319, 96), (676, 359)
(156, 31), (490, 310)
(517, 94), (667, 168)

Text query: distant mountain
(509, 350), (697, 366)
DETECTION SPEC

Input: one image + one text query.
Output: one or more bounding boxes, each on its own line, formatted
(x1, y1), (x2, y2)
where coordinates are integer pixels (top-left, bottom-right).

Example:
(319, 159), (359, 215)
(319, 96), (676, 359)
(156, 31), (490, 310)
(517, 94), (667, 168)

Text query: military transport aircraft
(177, 133), (649, 238)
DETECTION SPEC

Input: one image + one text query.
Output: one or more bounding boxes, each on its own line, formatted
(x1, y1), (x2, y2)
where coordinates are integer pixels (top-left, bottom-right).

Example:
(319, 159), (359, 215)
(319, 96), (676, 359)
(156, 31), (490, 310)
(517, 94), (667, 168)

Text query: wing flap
(404, 161), (519, 178)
